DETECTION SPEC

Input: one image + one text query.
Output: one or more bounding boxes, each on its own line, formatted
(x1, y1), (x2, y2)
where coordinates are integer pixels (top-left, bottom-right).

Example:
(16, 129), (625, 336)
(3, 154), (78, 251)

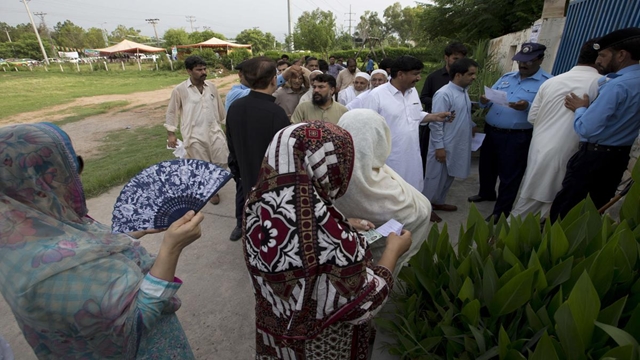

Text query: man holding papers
(469, 43), (552, 221)
(423, 58), (479, 214)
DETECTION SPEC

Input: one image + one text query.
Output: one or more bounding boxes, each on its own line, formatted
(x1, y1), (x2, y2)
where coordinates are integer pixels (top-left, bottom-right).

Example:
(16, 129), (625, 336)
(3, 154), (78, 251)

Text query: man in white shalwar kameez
(347, 69), (388, 110)
(423, 59), (478, 212)
(165, 55), (228, 204)
(338, 72), (370, 105)
(361, 56), (451, 194)
(510, 40), (602, 218)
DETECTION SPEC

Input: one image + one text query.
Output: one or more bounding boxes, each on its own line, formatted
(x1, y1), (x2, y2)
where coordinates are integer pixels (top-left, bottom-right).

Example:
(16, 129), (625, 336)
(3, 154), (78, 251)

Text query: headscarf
(0, 123), (157, 358)
(244, 121), (383, 342)
(355, 72), (371, 81)
(335, 110), (432, 275)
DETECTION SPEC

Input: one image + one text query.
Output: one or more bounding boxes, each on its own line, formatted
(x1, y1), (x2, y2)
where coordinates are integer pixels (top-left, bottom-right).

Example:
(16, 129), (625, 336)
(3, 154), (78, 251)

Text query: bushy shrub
(222, 48), (252, 70)
(381, 161), (640, 359)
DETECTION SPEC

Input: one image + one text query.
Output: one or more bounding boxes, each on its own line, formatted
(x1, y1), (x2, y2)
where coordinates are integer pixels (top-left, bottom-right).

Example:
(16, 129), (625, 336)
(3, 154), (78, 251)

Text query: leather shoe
(430, 211), (442, 223)
(468, 195), (496, 203)
(432, 204), (457, 211)
(229, 226), (242, 241)
(209, 194), (220, 205)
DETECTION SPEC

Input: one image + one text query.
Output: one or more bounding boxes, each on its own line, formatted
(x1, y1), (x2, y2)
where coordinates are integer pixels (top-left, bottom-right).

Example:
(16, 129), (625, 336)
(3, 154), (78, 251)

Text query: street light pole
(21, 0), (49, 64)
(145, 18), (160, 46)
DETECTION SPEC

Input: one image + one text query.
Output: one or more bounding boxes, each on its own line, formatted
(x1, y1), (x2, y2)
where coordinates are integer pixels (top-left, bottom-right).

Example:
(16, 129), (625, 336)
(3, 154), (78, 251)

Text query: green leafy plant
(380, 161), (640, 359)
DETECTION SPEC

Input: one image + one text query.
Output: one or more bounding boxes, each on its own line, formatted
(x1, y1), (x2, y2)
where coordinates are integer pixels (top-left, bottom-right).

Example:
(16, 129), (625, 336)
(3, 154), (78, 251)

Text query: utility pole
(344, 4), (355, 48)
(185, 16), (196, 33)
(145, 18), (160, 46)
(4, 27), (17, 57)
(21, 0), (49, 64)
(101, 22), (109, 47)
(34, 12), (55, 57)
(287, 0), (293, 51)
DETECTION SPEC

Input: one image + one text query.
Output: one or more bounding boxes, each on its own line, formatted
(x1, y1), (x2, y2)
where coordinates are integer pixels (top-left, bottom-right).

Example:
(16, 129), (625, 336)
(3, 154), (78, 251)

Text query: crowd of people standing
(1, 26), (639, 359)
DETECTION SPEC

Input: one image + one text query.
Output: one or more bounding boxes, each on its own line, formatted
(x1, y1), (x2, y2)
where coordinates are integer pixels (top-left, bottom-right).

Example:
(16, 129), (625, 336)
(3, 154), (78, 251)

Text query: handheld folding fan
(111, 159), (231, 233)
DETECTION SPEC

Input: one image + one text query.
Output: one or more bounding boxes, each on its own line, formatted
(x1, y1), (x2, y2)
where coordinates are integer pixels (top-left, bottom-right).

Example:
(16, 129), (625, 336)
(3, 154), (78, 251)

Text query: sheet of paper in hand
(111, 159), (232, 233)
(376, 219), (404, 236)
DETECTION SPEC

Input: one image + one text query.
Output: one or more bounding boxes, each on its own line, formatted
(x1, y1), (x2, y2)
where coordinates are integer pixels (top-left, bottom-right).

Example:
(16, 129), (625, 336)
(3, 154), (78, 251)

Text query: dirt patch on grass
(3, 74), (240, 159)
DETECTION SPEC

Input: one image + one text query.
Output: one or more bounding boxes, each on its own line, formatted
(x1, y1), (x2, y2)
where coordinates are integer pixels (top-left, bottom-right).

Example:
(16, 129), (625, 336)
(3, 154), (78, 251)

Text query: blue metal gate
(552, 0), (640, 75)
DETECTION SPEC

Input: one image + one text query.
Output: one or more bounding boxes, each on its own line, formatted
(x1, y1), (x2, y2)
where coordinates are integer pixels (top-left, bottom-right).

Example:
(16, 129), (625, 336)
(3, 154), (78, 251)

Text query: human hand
(508, 100), (529, 111)
(385, 229), (412, 257)
(480, 95), (490, 105)
(564, 92), (590, 112)
(435, 148), (446, 163)
(348, 218), (375, 231)
(283, 64), (302, 80)
(128, 228), (164, 239)
(425, 112), (452, 123)
(162, 210), (204, 253)
(167, 133), (178, 148)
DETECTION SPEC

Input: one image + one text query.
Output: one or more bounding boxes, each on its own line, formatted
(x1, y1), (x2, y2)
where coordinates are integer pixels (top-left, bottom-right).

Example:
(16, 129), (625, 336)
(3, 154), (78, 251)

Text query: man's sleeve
(420, 76), (433, 110)
(291, 104), (304, 124)
(429, 91), (449, 149)
(212, 84), (226, 124)
(164, 88), (181, 132)
(574, 82), (624, 139)
(528, 85), (545, 125)
(336, 71), (344, 90)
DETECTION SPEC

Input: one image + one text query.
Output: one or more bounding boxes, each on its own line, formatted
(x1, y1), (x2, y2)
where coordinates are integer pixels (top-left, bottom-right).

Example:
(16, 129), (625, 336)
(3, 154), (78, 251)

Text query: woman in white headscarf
(338, 72), (370, 106)
(336, 109), (432, 276)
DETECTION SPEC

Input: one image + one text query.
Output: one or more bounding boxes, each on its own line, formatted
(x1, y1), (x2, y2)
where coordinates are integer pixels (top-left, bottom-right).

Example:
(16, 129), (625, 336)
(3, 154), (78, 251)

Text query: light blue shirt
(483, 68), (552, 129)
(224, 84), (250, 111)
(574, 64), (640, 146)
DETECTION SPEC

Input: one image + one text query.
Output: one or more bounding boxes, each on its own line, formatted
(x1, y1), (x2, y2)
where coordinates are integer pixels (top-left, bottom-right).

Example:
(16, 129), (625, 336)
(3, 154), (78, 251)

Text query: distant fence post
(104, 61), (109, 71)
(169, 58), (174, 71)
(89, 62), (93, 71)
(76, 62), (80, 72)
(59, 64), (64, 72)
(121, 61), (125, 71)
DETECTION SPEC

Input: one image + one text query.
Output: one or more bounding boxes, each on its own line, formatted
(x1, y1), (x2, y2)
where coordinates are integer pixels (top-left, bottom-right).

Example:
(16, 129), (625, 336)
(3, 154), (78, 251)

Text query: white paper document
(376, 219), (404, 237)
(484, 86), (510, 107)
(471, 133), (486, 151)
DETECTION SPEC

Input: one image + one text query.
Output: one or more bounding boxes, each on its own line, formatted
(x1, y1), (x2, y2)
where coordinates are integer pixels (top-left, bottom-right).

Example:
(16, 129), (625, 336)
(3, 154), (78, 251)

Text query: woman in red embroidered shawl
(243, 121), (412, 359)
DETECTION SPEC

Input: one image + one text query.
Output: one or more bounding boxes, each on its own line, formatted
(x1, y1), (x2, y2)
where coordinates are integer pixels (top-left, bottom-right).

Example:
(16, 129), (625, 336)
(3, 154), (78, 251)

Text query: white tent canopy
(177, 37), (251, 50)
(96, 40), (166, 54)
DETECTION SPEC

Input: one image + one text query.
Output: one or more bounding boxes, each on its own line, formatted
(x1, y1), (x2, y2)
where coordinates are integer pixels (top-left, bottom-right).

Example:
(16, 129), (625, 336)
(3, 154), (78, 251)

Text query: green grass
(55, 101), (130, 125)
(81, 124), (175, 198)
(0, 70), (186, 120)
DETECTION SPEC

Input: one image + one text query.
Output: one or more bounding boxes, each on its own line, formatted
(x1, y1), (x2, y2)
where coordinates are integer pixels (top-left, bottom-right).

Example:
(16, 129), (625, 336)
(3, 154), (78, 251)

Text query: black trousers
(419, 125), (430, 176)
(478, 124), (533, 218)
(234, 178), (244, 228)
(549, 143), (630, 221)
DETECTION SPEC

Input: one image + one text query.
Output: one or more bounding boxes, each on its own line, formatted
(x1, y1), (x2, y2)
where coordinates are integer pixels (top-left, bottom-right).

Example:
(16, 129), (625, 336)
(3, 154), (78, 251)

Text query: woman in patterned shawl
(244, 121), (412, 359)
(0, 123), (203, 359)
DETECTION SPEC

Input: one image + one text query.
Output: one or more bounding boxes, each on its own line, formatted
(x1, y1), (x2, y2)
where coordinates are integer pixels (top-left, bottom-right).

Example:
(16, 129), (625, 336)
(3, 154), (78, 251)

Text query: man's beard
(312, 94), (330, 106)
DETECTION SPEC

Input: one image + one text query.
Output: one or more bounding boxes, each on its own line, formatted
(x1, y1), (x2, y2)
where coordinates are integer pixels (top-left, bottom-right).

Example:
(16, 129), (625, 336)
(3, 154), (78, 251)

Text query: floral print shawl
(244, 121), (394, 359)
(0, 123), (191, 359)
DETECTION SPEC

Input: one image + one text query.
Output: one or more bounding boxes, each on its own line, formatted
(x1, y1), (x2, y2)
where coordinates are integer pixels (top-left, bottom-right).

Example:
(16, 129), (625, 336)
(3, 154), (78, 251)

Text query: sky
(1, 0), (427, 42)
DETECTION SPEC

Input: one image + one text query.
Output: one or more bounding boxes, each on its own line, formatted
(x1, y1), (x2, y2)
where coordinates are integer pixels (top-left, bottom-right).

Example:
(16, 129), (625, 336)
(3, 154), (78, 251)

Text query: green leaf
(554, 302), (585, 359)
(550, 222), (569, 264)
(528, 249), (548, 292)
(505, 219), (522, 258)
(458, 223), (475, 258)
(503, 243), (524, 268)
(499, 263), (523, 288)
(548, 287), (563, 320)
(457, 255), (472, 278)
(568, 271), (601, 348)
(595, 321), (640, 349)
(597, 296), (627, 327)
(499, 325), (510, 360)
(461, 299), (481, 327)
(530, 331), (560, 360)
(624, 303), (640, 342)
(526, 303), (545, 332)
(469, 324), (486, 353)
(536, 305), (553, 328)
(521, 213), (543, 251)
(458, 276), (475, 302)
(418, 336), (442, 352)
(588, 235), (617, 298)
(560, 198), (586, 229)
(600, 345), (635, 360)
(490, 267), (536, 316)
(563, 213), (588, 256)
(545, 256), (573, 291)
(483, 258), (499, 304)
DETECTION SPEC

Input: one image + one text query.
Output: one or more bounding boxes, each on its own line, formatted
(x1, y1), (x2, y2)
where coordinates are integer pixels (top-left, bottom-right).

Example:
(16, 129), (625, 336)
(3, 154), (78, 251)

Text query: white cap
(355, 72), (371, 81)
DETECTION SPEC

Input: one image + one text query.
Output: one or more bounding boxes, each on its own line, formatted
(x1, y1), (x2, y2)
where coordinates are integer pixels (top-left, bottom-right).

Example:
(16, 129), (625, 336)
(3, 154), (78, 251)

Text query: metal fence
(552, 0), (640, 75)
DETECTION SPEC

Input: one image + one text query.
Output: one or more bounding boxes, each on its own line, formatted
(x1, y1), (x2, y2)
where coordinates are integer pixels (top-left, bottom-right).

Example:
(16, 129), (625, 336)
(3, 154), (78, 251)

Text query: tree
(189, 30), (226, 43)
(163, 28), (190, 47)
(334, 30), (354, 50)
(292, 9), (336, 57)
(52, 20), (84, 48)
(417, 0), (544, 44)
(85, 27), (106, 48)
(234, 28), (276, 53)
(383, 3), (422, 44)
(355, 11), (387, 41)
(109, 24), (141, 42)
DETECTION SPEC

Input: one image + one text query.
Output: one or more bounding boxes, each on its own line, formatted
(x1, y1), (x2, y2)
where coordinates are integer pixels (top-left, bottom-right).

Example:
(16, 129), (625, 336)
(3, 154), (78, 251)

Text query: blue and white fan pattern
(111, 159), (231, 233)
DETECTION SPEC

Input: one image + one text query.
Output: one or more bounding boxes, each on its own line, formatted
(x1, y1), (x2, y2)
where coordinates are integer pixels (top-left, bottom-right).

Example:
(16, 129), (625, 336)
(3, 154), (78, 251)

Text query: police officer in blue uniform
(550, 27), (640, 221)
(469, 43), (553, 220)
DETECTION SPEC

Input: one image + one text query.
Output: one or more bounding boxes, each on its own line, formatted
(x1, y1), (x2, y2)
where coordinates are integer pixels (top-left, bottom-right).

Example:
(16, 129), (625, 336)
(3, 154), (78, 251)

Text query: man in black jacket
(226, 57), (291, 241)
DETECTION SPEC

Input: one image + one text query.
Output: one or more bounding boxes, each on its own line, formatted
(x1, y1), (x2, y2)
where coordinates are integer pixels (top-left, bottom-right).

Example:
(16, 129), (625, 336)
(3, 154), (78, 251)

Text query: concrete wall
(488, 17), (566, 74)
